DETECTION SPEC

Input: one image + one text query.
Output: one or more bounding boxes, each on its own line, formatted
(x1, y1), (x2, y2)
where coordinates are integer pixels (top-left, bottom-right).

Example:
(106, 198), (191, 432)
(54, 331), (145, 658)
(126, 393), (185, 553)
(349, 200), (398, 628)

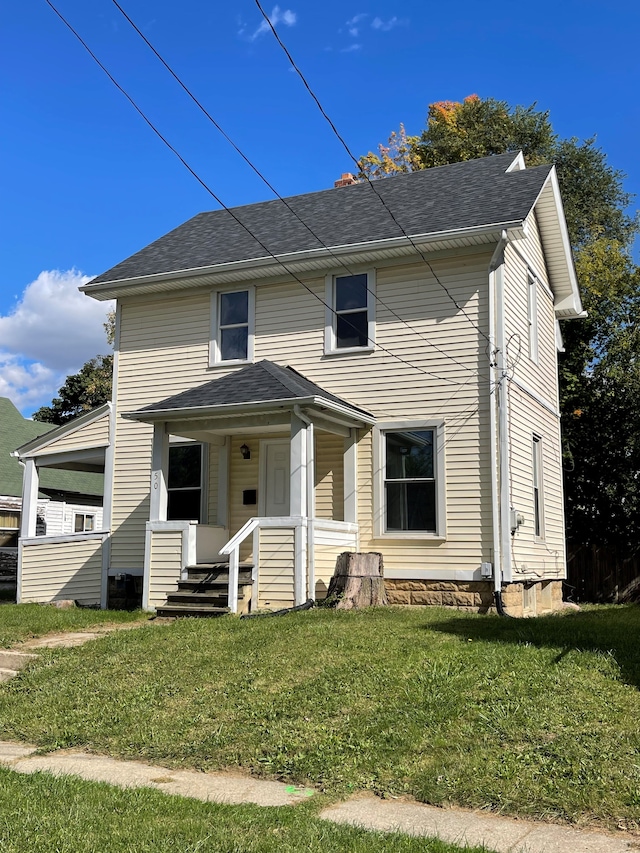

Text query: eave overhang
(81, 221), (525, 301)
(123, 395), (376, 429)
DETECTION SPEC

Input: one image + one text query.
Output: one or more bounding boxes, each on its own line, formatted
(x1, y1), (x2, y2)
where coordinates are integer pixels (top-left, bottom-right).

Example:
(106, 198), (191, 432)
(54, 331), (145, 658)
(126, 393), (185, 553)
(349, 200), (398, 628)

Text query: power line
(107, 0), (479, 380)
(44, 0), (464, 387)
(253, 0), (493, 348)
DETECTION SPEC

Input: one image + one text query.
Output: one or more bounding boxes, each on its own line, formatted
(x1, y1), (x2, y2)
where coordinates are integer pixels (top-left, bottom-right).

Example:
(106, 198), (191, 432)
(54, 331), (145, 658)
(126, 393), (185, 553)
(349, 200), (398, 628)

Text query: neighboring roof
(125, 360), (374, 423)
(88, 153), (551, 286)
(1, 398), (103, 500)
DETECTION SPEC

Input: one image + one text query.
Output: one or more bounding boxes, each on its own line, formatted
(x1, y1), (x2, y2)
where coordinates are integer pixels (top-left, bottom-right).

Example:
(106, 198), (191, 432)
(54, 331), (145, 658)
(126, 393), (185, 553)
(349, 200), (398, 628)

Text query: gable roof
(1, 398), (104, 500)
(88, 153), (548, 286)
(124, 360), (374, 424)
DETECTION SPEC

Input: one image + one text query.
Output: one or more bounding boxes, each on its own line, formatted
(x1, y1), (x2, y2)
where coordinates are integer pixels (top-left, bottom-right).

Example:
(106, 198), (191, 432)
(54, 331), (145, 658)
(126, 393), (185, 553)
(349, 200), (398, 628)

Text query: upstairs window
(325, 271), (375, 354)
(210, 288), (255, 365)
(167, 443), (203, 522)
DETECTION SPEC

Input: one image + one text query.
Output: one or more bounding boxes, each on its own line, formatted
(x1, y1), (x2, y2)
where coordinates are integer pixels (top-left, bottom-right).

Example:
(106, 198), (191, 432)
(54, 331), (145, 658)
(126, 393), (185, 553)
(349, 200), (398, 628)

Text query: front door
(260, 441), (290, 517)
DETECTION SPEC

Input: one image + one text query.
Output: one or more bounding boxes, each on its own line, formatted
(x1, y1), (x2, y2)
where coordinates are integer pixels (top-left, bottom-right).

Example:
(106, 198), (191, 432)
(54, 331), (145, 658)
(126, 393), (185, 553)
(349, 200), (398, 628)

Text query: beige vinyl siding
(503, 214), (558, 404)
(34, 411), (110, 455)
(314, 432), (344, 520)
(257, 527), (295, 608)
(148, 528), (183, 609)
(228, 436), (263, 562)
(111, 249), (494, 576)
(20, 536), (104, 604)
(312, 526), (358, 599)
(509, 386), (565, 578)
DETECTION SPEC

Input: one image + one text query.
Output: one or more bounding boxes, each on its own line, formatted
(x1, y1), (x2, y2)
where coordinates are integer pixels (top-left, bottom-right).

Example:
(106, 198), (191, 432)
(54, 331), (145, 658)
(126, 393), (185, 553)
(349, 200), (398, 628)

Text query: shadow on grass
(430, 605), (640, 690)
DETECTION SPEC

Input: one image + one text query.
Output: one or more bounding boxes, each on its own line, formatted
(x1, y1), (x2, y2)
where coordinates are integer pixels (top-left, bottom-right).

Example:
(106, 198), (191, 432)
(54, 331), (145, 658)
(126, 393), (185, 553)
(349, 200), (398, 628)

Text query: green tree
(359, 97), (640, 548)
(33, 354), (113, 425)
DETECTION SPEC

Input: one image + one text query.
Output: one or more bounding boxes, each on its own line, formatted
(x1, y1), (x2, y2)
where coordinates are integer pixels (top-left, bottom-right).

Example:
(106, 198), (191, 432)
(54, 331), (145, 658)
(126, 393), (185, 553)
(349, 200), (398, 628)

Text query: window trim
(373, 420), (446, 539)
(74, 512), (95, 533)
(324, 269), (376, 355)
(209, 286), (255, 367)
(532, 433), (545, 541)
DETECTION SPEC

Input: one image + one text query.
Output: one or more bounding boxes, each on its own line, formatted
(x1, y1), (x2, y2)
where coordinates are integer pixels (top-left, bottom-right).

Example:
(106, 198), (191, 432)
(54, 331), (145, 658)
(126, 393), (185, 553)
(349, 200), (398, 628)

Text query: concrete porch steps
(155, 563), (254, 618)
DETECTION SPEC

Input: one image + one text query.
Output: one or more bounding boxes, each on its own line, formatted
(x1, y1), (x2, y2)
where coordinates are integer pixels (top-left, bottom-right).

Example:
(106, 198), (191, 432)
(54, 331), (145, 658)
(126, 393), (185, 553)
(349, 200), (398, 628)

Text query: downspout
(488, 231), (512, 615)
(293, 405), (315, 601)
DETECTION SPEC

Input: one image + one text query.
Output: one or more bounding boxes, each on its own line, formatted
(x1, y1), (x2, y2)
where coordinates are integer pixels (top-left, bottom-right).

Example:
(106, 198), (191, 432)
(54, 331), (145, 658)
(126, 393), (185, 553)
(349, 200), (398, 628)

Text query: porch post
(20, 458), (39, 538)
(344, 428), (358, 524)
(150, 422), (169, 522)
(290, 413), (308, 517)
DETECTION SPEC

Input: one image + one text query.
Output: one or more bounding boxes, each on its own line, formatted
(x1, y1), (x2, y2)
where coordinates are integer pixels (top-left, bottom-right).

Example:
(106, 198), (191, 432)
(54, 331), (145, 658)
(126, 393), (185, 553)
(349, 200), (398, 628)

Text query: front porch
(129, 361), (374, 614)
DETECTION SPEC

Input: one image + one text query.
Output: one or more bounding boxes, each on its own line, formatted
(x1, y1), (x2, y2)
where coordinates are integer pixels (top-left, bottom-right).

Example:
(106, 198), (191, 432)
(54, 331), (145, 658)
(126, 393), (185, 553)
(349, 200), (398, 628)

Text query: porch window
(210, 288), (255, 365)
(0, 510), (20, 547)
(167, 444), (203, 522)
(325, 270), (375, 353)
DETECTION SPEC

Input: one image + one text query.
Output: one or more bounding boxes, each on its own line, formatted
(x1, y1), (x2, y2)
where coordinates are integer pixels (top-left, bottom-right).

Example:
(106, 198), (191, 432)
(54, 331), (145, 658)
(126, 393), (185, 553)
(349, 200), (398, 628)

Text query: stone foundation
(384, 578), (564, 617)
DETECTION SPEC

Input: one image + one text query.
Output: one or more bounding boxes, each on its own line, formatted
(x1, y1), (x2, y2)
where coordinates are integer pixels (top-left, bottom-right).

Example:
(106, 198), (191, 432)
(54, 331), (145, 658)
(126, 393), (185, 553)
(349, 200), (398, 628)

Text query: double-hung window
(375, 422), (445, 537)
(325, 271), (375, 353)
(210, 288), (255, 365)
(167, 443), (204, 522)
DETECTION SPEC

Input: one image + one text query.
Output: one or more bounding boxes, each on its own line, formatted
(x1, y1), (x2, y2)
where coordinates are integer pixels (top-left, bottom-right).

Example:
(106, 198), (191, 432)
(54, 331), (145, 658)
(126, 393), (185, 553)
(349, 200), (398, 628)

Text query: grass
(0, 769), (483, 853)
(0, 602), (148, 647)
(0, 605), (639, 832)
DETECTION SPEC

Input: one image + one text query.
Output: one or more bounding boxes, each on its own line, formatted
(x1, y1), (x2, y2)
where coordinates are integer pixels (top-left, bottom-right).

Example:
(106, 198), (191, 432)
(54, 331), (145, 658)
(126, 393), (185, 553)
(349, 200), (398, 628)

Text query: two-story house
(16, 152), (583, 617)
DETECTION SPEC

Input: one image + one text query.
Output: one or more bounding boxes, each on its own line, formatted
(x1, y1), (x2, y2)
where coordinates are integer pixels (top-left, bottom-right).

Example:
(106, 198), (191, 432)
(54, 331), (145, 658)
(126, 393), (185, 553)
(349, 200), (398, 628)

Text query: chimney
(334, 172), (357, 188)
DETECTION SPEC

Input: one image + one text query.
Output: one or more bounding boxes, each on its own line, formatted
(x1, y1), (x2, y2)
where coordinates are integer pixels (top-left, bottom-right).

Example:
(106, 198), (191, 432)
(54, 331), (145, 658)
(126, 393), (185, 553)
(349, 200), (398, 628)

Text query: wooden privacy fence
(566, 542), (640, 603)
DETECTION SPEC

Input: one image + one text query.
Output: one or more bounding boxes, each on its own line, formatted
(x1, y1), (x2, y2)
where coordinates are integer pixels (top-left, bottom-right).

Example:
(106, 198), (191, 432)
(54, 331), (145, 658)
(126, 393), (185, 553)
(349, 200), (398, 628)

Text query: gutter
(488, 230), (511, 613)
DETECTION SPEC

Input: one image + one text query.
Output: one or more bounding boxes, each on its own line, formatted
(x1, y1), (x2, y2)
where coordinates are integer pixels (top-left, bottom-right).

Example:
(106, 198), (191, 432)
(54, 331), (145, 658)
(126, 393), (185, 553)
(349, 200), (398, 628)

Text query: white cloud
(371, 16), (405, 31)
(345, 13), (367, 36)
(249, 5), (297, 41)
(0, 270), (113, 372)
(0, 270), (114, 414)
(341, 43), (362, 52)
(0, 352), (63, 416)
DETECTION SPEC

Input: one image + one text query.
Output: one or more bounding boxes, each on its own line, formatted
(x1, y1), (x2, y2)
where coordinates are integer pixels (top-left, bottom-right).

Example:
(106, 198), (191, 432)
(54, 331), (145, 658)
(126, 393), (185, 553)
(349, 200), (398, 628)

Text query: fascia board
(81, 221), (523, 300)
(123, 395), (374, 426)
(14, 403), (112, 459)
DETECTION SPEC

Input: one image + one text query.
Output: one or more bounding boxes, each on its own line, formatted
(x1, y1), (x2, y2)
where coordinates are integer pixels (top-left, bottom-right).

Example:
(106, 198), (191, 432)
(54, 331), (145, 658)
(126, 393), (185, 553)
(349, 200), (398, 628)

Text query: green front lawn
(0, 602), (148, 648)
(0, 769), (481, 853)
(1, 605), (639, 831)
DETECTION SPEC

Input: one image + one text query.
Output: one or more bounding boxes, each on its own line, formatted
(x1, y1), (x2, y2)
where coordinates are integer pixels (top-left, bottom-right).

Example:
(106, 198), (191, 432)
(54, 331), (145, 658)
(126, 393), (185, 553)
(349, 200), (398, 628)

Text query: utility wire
(253, 0), (493, 348)
(108, 0), (479, 379)
(44, 0), (463, 386)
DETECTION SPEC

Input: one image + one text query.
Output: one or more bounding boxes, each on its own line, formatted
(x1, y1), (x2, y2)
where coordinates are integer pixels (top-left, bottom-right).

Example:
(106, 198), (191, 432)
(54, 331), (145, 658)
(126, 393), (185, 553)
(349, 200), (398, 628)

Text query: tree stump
(325, 552), (388, 610)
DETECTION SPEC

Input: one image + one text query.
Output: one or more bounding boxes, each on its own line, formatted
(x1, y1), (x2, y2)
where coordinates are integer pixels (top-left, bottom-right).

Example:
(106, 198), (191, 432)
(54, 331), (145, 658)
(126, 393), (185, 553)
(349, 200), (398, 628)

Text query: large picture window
(210, 288), (255, 365)
(167, 444), (203, 522)
(325, 270), (375, 353)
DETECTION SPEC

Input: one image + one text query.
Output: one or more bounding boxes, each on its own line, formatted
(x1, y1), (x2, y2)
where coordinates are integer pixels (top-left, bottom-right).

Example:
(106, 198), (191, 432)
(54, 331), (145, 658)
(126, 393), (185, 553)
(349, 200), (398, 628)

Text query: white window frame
(527, 269), (539, 364)
(324, 269), (376, 355)
(532, 433), (544, 541)
(167, 439), (209, 524)
(373, 420), (446, 539)
(209, 286), (255, 367)
(74, 512), (95, 533)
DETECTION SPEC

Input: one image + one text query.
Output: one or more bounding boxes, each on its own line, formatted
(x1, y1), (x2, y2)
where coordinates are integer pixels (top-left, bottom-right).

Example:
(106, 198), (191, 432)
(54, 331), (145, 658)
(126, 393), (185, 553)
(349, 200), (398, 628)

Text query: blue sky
(1, 0), (639, 414)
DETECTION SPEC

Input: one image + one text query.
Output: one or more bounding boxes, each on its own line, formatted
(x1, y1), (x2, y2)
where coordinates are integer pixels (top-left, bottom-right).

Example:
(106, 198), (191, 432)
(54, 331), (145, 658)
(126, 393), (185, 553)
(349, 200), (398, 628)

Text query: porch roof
(123, 360), (375, 426)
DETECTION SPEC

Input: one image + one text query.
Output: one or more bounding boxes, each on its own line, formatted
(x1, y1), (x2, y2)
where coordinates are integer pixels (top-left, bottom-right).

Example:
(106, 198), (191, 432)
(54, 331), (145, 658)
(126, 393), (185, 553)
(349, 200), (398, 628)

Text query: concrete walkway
(0, 740), (636, 852)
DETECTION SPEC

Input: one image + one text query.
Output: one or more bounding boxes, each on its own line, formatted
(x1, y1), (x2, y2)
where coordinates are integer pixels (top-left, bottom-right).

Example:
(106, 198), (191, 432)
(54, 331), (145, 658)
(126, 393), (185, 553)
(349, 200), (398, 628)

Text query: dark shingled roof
(91, 153), (551, 285)
(134, 361), (373, 419)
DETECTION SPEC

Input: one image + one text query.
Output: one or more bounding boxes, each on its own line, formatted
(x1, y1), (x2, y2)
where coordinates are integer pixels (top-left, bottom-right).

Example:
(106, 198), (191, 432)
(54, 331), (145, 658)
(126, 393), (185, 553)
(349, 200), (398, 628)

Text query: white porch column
(344, 428), (358, 524)
(290, 413), (308, 517)
(20, 458), (39, 538)
(150, 422), (169, 522)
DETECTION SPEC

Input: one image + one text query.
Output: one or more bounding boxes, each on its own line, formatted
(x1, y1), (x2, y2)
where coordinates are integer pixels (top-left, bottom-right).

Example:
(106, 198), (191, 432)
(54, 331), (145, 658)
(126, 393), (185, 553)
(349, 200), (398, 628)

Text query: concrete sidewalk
(0, 740), (637, 852)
